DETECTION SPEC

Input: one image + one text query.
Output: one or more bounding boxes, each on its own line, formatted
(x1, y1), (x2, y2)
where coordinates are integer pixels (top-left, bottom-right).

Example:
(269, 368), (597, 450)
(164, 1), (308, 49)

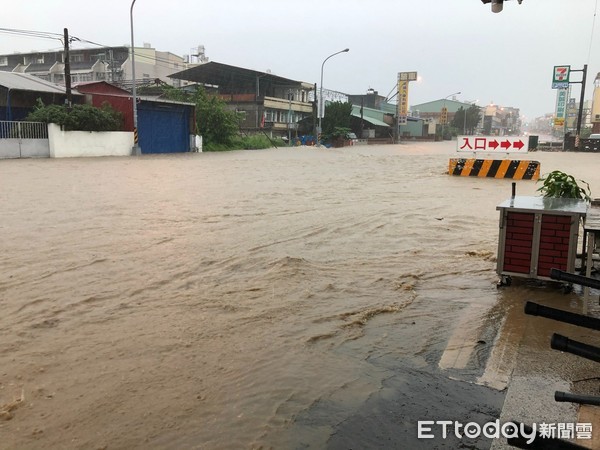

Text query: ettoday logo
(418, 420), (592, 444)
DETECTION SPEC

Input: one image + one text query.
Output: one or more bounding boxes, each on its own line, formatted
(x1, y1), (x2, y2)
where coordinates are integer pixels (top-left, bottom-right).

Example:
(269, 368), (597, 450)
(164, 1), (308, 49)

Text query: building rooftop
(0, 72), (81, 95)
(170, 61), (312, 90)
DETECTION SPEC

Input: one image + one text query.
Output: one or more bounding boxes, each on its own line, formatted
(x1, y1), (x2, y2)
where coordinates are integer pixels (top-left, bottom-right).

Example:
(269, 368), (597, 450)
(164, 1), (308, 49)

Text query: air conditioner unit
(594, 114), (600, 121)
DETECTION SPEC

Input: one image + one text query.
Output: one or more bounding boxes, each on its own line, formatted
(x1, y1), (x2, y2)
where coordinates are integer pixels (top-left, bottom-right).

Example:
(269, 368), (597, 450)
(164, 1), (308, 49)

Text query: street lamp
(441, 91), (460, 140)
(318, 48), (349, 147)
(130, 0), (141, 155)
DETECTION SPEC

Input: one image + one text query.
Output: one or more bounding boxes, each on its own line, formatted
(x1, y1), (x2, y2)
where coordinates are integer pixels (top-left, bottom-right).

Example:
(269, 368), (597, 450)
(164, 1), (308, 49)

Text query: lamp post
(441, 91), (460, 140)
(130, 0), (141, 155)
(317, 48), (349, 147)
(288, 89), (292, 146)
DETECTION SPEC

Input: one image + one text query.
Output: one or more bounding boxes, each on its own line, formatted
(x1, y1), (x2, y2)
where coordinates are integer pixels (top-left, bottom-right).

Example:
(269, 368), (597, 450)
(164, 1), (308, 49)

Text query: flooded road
(1, 142), (599, 449)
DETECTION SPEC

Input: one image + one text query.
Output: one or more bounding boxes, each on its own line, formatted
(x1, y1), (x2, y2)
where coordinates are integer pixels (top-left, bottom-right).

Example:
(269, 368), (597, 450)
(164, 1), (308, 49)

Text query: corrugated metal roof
(138, 95), (195, 106)
(351, 105), (390, 127)
(0, 72), (81, 95)
(412, 99), (469, 113)
(170, 61), (311, 90)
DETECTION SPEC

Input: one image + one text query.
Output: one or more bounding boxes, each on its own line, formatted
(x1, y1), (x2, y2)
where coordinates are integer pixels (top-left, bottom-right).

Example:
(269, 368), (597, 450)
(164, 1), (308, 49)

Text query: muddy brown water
(1, 142), (599, 449)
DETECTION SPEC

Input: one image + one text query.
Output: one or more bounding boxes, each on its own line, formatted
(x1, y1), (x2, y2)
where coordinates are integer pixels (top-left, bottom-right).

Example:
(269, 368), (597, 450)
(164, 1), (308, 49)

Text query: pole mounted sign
(552, 65), (570, 89)
(554, 88), (568, 127)
(440, 106), (448, 125)
(397, 71), (417, 125)
(457, 136), (528, 153)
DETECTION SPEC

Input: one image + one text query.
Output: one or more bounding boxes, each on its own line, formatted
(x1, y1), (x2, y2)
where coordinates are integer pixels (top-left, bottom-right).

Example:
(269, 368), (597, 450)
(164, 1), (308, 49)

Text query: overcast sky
(1, 0), (598, 121)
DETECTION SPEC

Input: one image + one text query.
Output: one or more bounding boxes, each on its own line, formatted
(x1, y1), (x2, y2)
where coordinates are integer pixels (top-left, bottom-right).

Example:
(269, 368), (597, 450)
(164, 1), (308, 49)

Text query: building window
(25, 55), (45, 64)
(0, 56), (7, 66)
(71, 73), (93, 83)
(69, 54), (84, 63)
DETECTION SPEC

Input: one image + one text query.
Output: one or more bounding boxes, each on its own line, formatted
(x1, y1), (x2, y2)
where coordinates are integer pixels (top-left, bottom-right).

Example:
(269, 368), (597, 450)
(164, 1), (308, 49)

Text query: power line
(587, 0), (598, 65)
(0, 27), (64, 40)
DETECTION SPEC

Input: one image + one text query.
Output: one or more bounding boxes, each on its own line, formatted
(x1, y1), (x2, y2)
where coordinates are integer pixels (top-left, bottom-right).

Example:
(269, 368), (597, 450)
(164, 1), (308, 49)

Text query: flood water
(1, 142), (599, 449)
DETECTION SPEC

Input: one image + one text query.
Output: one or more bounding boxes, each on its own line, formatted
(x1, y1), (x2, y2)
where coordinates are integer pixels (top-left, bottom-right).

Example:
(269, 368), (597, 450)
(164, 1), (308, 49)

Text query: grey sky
(1, 0), (598, 121)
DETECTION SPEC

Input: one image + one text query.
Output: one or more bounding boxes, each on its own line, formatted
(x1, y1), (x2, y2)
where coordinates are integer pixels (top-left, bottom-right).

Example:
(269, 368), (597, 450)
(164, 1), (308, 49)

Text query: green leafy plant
(537, 170), (591, 202)
(25, 99), (123, 131)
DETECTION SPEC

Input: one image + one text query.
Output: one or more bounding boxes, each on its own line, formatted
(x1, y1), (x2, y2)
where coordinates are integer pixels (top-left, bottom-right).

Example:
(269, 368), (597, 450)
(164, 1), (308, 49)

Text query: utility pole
(575, 64), (588, 147)
(63, 28), (72, 107)
(109, 49), (115, 83)
(313, 83), (317, 145)
(130, 0), (141, 155)
(288, 89), (292, 146)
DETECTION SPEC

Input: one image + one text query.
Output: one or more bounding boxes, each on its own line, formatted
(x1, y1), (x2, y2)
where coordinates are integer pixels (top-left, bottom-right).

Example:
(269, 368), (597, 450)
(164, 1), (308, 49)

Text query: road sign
(398, 71), (418, 81)
(440, 106), (448, 124)
(552, 65), (570, 89)
(397, 80), (409, 116)
(457, 136), (528, 153)
(397, 72), (417, 132)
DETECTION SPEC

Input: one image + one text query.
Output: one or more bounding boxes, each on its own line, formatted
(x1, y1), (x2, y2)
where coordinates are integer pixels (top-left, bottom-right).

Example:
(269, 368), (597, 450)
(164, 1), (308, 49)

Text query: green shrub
(25, 99), (124, 131)
(203, 135), (285, 151)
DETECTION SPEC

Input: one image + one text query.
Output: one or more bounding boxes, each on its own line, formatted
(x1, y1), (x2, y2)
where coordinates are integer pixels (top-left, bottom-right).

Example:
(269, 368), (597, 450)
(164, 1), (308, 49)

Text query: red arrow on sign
(501, 140), (511, 149)
(489, 140), (499, 149)
(513, 140), (525, 150)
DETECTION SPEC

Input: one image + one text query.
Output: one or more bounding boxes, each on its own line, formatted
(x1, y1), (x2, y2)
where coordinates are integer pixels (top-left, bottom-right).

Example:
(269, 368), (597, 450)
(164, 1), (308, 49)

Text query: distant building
(592, 73), (600, 134)
(0, 43), (199, 90)
(411, 98), (470, 124)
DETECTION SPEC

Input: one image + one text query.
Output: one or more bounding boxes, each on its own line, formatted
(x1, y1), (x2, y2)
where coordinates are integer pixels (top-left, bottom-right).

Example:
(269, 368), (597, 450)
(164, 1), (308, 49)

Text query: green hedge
(26, 100), (124, 132)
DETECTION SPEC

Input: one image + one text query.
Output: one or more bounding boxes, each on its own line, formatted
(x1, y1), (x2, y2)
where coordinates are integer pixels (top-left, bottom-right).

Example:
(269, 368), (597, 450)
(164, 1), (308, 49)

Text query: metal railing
(0, 121), (48, 140)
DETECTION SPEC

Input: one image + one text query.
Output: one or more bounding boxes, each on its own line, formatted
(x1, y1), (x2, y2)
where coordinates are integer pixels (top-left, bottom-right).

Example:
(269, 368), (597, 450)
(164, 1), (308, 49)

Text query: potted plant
(536, 170), (591, 202)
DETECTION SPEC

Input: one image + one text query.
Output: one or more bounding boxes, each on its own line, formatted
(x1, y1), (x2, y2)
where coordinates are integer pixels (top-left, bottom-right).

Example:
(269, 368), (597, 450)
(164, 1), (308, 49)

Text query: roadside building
(170, 61), (314, 139)
(350, 103), (392, 140)
(349, 89), (430, 140)
(0, 72), (83, 121)
(74, 81), (195, 154)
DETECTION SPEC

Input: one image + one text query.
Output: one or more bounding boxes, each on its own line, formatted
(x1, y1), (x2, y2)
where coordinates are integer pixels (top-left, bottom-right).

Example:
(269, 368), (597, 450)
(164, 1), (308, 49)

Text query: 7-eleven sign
(552, 65), (570, 89)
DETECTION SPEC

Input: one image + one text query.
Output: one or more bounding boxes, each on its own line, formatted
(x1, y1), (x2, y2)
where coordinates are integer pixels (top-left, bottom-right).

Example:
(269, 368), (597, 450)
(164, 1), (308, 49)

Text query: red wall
(75, 83), (134, 131)
(89, 94), (134, 131)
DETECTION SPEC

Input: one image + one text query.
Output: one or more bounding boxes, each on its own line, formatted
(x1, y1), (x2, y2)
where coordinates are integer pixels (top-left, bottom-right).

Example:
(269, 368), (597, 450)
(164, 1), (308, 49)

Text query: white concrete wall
(48, 124), (134, 158)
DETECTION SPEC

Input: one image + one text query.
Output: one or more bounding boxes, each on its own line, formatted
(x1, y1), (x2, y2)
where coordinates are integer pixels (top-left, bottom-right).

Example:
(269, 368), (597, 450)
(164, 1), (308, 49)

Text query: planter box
(496, 196), (587, 284)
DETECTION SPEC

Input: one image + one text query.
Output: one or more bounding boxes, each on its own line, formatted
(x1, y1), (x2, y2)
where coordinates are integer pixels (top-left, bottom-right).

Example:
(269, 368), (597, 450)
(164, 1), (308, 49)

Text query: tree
(160, 85), (240, 147)
(322, 101), (352, 136)
(451, 105), (481, 135)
